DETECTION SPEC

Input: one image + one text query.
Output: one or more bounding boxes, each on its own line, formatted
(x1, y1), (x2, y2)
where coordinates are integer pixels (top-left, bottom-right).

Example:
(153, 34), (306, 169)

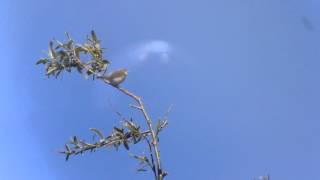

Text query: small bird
(97, 68), (128, 86)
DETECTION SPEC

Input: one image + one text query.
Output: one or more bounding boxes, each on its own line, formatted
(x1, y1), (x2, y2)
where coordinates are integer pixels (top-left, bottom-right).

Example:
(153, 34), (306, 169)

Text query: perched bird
(97, 68), (128, 86)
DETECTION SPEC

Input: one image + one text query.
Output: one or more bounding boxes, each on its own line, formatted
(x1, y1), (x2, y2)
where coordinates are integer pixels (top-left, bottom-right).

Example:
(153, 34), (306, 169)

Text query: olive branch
(36, 31), (169, 180)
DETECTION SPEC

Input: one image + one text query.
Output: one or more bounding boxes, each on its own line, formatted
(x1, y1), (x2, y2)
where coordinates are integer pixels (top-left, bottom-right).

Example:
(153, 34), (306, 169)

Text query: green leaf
(91, 30), (99, 42)
(124, 120), (140, 136)
(132, 155), (148, 163)
(114, 127), (124, 133)
(65, 144), (71, 152)
(36, 58), (49, 65)
(75, 46), (88, 57)
(72, 136), (78, 144)
(66, 39), (73, 49)
(46, 66), (57, 75)
(54, 39), (64, 49)
(86, 69), (93, 76)
(137, 168), (147, 172)
(123, 140), (130, 150)
(89, 128), (104, 140)
(102, 59), (109, 64)
(79, 140), (90, 147)
(55, 69), (62, 78)
(65, 32), (72, 41)
(48, 41), (57, 59)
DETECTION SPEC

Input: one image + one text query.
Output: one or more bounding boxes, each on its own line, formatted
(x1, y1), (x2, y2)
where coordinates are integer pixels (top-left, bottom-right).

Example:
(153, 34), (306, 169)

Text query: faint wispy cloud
(128, 40), (172, 64)
(93, 40), (173, 107)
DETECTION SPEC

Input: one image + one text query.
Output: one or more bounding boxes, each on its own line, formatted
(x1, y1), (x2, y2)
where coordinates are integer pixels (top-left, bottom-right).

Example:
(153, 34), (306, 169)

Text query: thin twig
(145, 137), (157, 179)
(130, 104), (142, 110)
(163, 104), (173, 120)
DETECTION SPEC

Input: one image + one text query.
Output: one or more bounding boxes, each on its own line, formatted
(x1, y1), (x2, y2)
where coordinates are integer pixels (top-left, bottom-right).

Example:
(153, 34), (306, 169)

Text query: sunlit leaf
(89, 128), (104, 140)
(46, 66), (57, 75)
(132, 155), (148, 163)
(54, 39), (64, 49)
(48, 41), (57, 59)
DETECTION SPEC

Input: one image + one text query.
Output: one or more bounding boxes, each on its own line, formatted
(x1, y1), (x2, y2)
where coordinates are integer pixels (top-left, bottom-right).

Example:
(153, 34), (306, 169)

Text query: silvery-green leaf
(54, 39), (64, 49)
(65, 144), (71, 152)
(89, 128), (104, 140)
(48, 41), (57, 59)
(46, 66), (57, 75)
(36, 58), (49, 65)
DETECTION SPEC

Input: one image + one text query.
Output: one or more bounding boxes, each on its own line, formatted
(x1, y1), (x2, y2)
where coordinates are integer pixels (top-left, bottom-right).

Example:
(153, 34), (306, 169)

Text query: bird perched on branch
(97, 68), (128, 86)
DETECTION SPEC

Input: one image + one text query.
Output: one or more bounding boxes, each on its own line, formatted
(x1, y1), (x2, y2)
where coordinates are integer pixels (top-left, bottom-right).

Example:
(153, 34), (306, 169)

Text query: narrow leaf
(89, 128), (104, 139)
(48, 41), (57, 59)
(65, 144), (71, 152)
(65, 154), (70, 161)
(36, 58), (49, 65)
(114, 127), (124, 133)
(72, 136), (78, 144)
(123, 140), (130, 150)
(91, 30), (99, 42)
(137, 168), (147, 172)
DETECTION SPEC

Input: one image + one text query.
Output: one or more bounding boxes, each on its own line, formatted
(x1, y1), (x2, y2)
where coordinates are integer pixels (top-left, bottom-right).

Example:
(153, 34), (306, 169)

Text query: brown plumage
(98, 68), (128, 86)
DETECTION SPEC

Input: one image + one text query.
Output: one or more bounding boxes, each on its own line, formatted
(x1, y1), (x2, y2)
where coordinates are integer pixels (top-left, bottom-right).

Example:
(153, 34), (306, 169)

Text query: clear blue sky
(1, 0), (320, 179)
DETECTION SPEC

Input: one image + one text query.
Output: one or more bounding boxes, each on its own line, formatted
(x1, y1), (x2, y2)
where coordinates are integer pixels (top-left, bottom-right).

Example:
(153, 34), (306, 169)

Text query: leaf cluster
(60, 118), (168, 175)
(38, 31), (171, 180)
(61, 119), (152, 161)
(36, 31), (109, 78)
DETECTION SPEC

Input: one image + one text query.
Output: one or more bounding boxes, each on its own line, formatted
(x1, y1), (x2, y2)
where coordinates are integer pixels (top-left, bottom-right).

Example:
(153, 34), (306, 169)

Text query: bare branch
(145, 137), (157, 179)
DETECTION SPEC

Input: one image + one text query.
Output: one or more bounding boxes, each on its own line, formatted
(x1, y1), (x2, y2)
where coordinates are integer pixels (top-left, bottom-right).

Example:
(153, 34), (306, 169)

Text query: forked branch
(37, 31), (168, 180)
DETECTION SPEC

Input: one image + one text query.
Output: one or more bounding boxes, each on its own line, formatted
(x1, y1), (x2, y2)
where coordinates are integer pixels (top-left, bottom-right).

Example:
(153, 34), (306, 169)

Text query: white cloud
(108, 40), (173, 72)
(92, 40), (173, 107)
(128, 40), (172, 64)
